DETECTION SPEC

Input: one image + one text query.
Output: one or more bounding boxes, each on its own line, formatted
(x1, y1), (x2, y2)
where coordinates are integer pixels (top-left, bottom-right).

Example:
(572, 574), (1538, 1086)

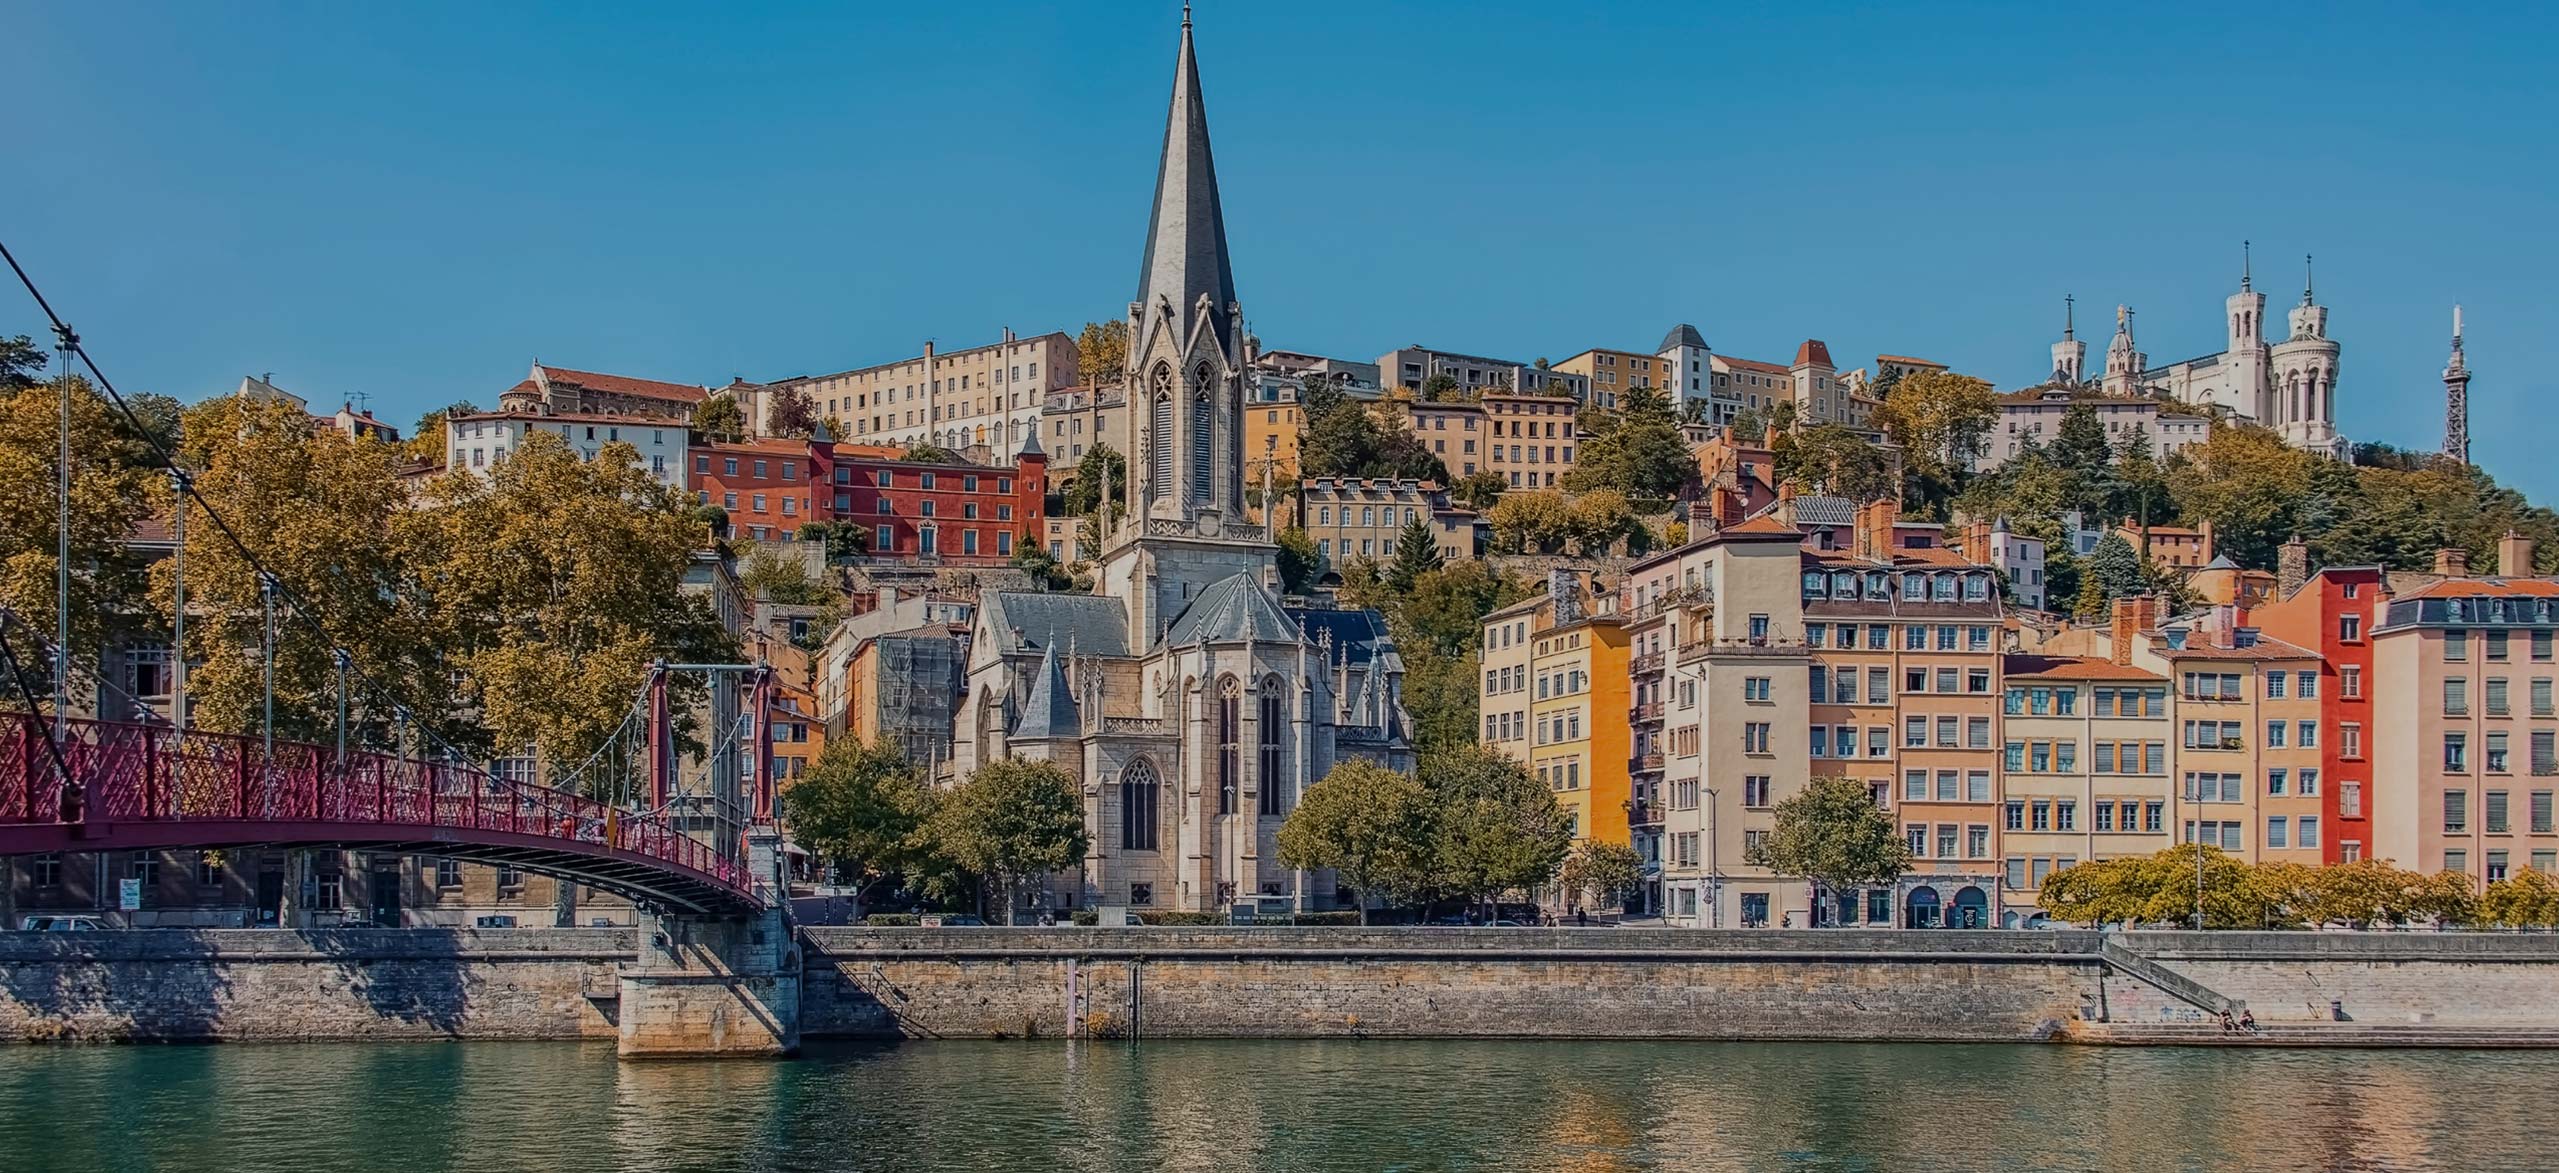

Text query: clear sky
(10, 2), (2556, 494)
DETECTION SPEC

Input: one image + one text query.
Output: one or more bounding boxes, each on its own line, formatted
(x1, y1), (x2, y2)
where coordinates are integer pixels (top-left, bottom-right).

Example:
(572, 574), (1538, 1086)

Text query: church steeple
(1134, 5), (1237, 354)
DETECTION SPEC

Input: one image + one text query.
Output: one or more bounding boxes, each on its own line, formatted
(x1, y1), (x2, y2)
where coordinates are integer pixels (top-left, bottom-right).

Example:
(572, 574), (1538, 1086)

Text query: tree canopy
(1277, 759), (1436, 924)
(1743, 776), (1913, 907)
(926, 758), (1089, 923)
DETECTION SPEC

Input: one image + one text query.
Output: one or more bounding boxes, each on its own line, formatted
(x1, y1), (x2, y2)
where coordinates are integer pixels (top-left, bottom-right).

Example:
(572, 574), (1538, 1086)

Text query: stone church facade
(950, 10), (1412, 915)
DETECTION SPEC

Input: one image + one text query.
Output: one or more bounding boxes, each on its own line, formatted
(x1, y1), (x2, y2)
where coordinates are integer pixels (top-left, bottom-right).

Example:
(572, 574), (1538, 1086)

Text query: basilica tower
(2270, 254), (2343, 455)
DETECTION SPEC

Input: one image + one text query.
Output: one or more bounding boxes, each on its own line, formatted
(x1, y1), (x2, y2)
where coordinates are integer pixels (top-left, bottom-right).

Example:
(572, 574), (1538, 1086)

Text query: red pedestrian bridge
(0, 716), (762, 915)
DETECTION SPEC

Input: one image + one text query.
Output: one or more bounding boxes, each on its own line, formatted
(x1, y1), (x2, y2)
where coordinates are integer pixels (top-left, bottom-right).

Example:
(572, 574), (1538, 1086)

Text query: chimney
(2435, 547), (2471, 578)
(1713, 486), (1744, 532)
(1961, 519), (1993, 563)
(2277, 537), (2309, 598)
(1775, 481), (1799, 529)
(1548, 569), (1582, 625)
(2500, 530), (2536, 578)
(2110, 595), (2156, 666)
(1855, 498), (1898, 562)
(2197, 518), (2217, 563)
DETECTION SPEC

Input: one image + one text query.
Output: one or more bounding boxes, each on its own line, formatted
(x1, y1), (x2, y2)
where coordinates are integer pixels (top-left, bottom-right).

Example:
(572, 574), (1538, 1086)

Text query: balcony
(1626, 799), (1662, 828)
(1628, 752), (1666, 776)
(1629, 651), (1667, 677)
(1633, 701), (1665, 725)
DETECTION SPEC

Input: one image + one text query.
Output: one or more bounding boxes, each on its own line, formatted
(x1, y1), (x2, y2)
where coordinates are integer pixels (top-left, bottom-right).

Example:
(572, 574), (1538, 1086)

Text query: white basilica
(2056, 248), (2346, 457)
(950, 10), (1413, 915)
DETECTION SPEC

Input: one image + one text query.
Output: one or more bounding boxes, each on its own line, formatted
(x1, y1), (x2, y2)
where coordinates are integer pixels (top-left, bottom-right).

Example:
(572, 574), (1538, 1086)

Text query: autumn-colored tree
(2478, 868), (2559, 929)
(1775, 422), (1894, 500)
(409, 430), (737, 775)
(1558, 840), (1644, 913)
(0, 376), (160, 690)
(1076, 320), (1129, 387)
(691, 395), (747, 440)
(767, 386), (819, 438)
(1485, 490), (1573, 554)
(1449, 469), (1507, 513)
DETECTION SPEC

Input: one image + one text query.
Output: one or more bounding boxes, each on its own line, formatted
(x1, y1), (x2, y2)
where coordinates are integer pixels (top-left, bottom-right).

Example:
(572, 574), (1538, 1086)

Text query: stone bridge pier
(616, 832), (800, 1058)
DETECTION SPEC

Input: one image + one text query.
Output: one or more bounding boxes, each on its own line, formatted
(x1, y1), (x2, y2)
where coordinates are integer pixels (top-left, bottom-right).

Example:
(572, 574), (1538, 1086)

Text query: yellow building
(1526, 604), (1633, 847)
(1551, 347), (1662, 407)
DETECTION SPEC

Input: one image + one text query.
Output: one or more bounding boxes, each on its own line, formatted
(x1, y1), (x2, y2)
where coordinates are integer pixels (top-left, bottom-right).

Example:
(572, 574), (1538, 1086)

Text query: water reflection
(0, 1039), (2545, 1171)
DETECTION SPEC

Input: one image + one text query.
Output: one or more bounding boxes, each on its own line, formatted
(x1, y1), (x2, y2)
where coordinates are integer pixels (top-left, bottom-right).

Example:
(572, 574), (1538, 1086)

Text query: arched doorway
(1952, 886), (1989, 929)
(1905, 885), (1942, 929)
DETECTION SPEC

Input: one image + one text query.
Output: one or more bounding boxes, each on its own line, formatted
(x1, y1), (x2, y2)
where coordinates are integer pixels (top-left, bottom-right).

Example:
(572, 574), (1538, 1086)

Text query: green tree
(1565, 384), (1692, 503)
(783, 738), (935, 916)
(1423, 747), (1571, 919)
(1419, 373), (1464, 402)
(926, 758), (1090, 924)
(1076, 320), (1128, 386)
(1060, 441), (1127, 527)
(2163, 420), (2312, 568)
(1557, 840), (1644, 914)
(1776, 422), (1894, 500)
(1875, 370), (1997, 482)
(1011, 542), (1073, 591)
(1397, 562), (1526, 657)
(740, 547), (834, 604)
(1276, 759), (1437, 924)
(2073, 532), (2147, 620)
(1742, 775), (1913, 924)
(901, 442), (958, 463)
(1385, 516), (1443, 592)
(0, 335), (45, 391)
(1275, 526), (1320, 594)
(2048, 404), (2118, 515)
(1397, 646), (1482, 757)
(1299, 397), (1446, 482)
(1450, 469), (1507, 513)
(692, 395), (746, 439)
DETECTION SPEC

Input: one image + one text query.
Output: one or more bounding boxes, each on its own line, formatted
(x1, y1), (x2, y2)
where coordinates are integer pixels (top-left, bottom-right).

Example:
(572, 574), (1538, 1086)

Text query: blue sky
(10, 2), (2556, 494)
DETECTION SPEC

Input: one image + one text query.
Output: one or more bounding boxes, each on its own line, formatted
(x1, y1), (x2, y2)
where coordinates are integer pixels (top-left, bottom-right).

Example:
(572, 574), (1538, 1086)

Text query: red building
(2253, 552), (2384, 865)
(688, 434), (1046, 562)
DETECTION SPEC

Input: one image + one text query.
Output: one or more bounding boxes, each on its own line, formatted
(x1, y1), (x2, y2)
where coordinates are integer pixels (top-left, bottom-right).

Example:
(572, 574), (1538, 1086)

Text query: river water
(0, 1038), (2541, 1171)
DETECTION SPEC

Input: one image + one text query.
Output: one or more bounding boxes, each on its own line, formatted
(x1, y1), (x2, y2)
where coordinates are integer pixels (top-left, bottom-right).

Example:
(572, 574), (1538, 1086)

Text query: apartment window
(1907, 825), (1928, 858)
(2447, 733), (2470, 774)
(2490, 630), (2512, 662)
(1744, 775), (1771, 807)
(2341, 781), (2363, 818)
(2342, 723), (2362, 759)
(1905, 716), (1926, 747)
(2340, 666), (2363, 698)
(2299, 816), (2320, 848)
(2488, 789), (2512, 833)
(2005, 801), (2025, 830)
(1935, 771), (1959, 801)
(2489, 731), (2511, 774)
(2032, 801), (2052, 831)
(2006, 857), (2029, 890)
(2445, 790), (2469, 834)
(1743, 723), (1770, 754)
(2299, 768), (2320, 796)
(1936, 667), (1959, 694)
(2266, 817), (2289, 850)
(1904, 771), (1927, 802)
(2445, 849), (2468, 875)
(2298, 671), (2319, 698)
(2445, 677), (2469, 715)
(2447, 629), (2469, 661)
(1743, 676), (1771, 702)
(2488, 850), (2511, 882)
(1967, 770), (1991, 803)
(2340, 615), (2362, 641)
(1966, 825), (1989, 858)
(1935, 825), (1959, 858)
(1935, 716), (1957, 747)
(2005, 741), (2026, 772)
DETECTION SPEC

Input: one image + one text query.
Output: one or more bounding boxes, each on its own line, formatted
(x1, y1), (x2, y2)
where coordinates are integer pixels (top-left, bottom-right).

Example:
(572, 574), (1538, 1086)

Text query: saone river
(0, 1038), (2544, 1171)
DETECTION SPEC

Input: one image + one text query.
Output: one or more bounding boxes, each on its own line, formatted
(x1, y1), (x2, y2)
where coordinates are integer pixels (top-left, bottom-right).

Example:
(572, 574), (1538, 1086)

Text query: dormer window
(1802, 571), (1827, 598)
(1932, 574), (1957, 602)
(1866, 572), (1889, 600)
(1963, 573), (1990, 602)
(1832, 571), (1857, 596)
(1901, 574), (1926, 601)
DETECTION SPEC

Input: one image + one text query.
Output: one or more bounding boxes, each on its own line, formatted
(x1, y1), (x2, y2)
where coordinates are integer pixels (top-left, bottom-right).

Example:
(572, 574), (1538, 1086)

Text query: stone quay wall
(0, 928), (630, 1043)
(10, 926), (2559, 1045)
(801, 927), (2119, 1042)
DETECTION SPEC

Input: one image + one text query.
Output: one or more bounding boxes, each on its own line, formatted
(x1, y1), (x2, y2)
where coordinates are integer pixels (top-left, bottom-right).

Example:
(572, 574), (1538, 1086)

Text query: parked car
(19, 915), (106, 932)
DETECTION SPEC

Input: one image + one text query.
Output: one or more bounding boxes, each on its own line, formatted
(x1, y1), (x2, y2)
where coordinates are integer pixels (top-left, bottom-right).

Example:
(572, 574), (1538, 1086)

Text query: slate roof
(1134, 15), (1238, 351)
(1009, 642), (1080, 740)
(1290, 605), (1400, 671)
(1659, 323), (1709, 353)
(1163, 573), (1302, 647)
(981, 591), (1130, 657)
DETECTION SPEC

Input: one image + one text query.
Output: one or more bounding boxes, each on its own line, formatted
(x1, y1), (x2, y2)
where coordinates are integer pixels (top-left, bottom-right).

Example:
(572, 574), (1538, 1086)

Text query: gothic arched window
(1149, 364), (1174, 500)
(1120, 759), (1161, 852)
(1216, 676), (1240, 815)
(1257, 679), (1284, 816)
(1190, 364), (1215, 506)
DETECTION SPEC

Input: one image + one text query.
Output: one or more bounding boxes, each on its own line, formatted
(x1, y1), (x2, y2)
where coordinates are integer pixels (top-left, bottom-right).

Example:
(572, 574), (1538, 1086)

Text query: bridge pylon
(615, 827), (799, 1058)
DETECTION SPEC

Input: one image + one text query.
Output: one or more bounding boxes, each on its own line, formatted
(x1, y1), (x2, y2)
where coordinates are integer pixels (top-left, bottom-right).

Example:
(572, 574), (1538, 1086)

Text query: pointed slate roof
(1135, 11), (1238, 351)
(1010, 641), (1080, 740)
(1163, 573), (1301, 648)
(982, 592), (1130, 657)
(1658, 323), (1709, 353)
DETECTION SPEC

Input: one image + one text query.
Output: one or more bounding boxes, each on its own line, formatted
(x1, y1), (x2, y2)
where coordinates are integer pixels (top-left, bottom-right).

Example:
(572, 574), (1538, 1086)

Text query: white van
(18, 915), (106, 932)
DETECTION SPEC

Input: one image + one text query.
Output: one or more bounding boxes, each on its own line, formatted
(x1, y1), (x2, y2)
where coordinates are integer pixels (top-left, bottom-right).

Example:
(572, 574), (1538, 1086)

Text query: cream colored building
(1300, 477), (1477, 572)
(761, 329), (1075, 459)
(1995, 651), (2171, 924)
(1480, 392), (1579, 490)
(1041, 385), (1129, 470)
(1402, 399), (1489, 478)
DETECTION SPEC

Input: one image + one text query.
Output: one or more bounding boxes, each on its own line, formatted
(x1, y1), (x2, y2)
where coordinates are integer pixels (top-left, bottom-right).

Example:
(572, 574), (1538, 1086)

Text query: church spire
(1135, 5), (1238, 352)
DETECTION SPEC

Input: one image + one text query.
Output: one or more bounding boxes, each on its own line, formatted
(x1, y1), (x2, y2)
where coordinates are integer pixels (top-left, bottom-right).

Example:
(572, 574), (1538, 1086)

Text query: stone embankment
(7, 926), (2558, 1048)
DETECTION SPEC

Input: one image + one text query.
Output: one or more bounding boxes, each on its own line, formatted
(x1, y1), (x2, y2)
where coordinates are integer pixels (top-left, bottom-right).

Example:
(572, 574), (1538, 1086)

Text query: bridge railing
(0, 715), (744, 892)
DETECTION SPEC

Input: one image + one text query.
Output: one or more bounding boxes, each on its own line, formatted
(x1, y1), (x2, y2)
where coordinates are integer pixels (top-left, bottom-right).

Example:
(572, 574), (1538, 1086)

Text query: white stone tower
(2270, 254), (2343, 455)
(2224, 241), (2271, 419)
(2050, 295), (2086, 385)
(2100, 305), (2146, 395)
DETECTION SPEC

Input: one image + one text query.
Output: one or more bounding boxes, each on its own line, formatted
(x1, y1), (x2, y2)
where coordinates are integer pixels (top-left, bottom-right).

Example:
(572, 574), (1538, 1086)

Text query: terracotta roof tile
(1720, 356), (1789, 376)
(2401, 579), (2559, 599)
(541, 365), (707, 405)
(1720, 514), (1802, 538)
(1875, 355), (1942, 368)
(1793, 340), (1834, 369)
